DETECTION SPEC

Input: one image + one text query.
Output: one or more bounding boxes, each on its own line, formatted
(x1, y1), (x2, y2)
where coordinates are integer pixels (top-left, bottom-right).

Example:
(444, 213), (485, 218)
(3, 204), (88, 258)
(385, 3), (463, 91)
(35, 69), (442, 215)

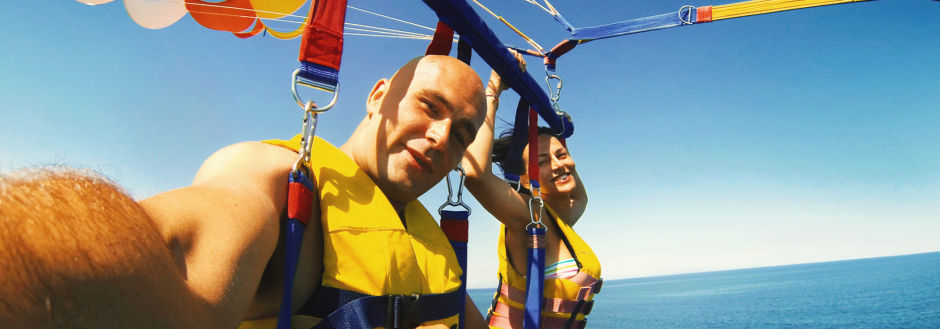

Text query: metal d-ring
(291, 69), (339, 112)
(438, 165), (472, 215)
(679, 5), (696, 25)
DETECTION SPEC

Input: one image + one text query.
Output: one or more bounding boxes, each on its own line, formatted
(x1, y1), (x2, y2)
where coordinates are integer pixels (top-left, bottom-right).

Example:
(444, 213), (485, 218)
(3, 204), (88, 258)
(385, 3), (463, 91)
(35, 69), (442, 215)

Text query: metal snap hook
(545, 74), (563, 103)
(526, 196), (544, 229)
(292, 101), (320, 174)
(438, 165), (472, 215)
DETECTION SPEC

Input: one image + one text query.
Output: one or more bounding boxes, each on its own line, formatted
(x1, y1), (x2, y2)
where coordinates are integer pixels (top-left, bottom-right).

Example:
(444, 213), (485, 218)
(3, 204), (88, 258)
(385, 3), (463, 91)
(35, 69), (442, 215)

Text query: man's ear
(367, 78), (390, 118)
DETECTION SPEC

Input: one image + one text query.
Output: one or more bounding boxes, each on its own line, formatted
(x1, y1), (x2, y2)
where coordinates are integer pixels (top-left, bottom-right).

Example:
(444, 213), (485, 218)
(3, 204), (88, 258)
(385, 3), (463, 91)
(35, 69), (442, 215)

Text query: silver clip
(438, 165), (472, 215)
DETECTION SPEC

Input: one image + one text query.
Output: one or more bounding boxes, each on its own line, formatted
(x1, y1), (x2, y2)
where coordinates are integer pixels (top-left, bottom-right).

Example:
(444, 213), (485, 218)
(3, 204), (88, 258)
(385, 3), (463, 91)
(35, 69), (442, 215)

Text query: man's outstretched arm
(0, 141), (314, 329)
(0, 168), (219, 328)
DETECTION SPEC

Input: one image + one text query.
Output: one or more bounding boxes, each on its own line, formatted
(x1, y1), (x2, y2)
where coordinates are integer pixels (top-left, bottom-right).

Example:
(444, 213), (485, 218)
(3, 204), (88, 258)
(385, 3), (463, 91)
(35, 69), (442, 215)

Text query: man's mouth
(407, 149), (433, 173)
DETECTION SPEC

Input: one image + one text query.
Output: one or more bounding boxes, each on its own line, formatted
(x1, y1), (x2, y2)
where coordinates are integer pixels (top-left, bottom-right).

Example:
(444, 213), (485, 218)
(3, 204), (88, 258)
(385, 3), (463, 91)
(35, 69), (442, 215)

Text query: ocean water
(468, 251), (940, 328)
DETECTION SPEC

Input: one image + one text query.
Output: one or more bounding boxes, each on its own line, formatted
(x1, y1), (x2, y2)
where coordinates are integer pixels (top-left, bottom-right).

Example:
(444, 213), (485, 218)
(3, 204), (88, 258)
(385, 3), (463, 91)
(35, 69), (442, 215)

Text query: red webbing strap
(287, 181), (314, 225)
(543, 39), (578, 67)
(298, 0), (348, 70)
(697, 5), (714, 23)
(527, 108), (539, 189)
(440, 219), (469, 242)
(426, 21), (455, 55)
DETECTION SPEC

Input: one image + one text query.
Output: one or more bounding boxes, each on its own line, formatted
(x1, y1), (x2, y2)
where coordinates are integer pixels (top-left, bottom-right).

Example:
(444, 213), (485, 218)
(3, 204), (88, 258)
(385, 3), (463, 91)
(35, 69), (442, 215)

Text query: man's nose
(427, 119), (451, 151)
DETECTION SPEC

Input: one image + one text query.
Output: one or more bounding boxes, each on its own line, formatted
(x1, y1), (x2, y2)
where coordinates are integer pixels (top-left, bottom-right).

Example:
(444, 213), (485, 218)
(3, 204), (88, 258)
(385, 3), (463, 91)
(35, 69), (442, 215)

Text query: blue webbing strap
(569, 6), (697, 42)
(523, 226), (546, 329)
(297, 62), (340, 92)
(278, 171), (316, 329)
(296, 286), (462, 329)
(457, 37), (473, 65)
(421, 0), (565, 134)
(504, 98), (532, 176)
(441, 209), (470, 329)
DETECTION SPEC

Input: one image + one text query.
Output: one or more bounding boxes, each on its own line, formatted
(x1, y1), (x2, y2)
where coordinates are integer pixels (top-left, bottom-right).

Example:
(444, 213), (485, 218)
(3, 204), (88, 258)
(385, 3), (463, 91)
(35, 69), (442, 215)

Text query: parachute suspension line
(711, 0), (873, 21)
(347, 5), (437, 31)
(147, 2), (442, 40)
(471, 0), (546, 53)
(520, 0), (554, 15)
(345, 25), (435, 40)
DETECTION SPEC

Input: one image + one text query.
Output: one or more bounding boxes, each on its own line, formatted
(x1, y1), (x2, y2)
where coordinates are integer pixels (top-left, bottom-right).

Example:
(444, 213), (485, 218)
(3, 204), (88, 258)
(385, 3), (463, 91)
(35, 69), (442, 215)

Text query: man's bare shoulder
(193, 141), (298, 187)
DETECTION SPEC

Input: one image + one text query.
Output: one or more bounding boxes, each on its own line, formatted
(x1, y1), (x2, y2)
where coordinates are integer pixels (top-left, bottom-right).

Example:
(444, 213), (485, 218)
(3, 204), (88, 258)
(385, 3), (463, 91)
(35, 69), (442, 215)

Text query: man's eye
(424, 101), (438, 115)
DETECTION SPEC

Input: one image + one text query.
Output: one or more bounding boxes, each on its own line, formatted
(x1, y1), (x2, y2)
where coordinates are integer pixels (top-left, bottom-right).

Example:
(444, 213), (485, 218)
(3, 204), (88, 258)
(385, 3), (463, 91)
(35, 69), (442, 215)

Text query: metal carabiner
(545, 73), (563, 104)
(292, 101), (320, 174)
(438, 165), (472, 215)
(291, 69), (339, 112)
(526, 196), (545, 230)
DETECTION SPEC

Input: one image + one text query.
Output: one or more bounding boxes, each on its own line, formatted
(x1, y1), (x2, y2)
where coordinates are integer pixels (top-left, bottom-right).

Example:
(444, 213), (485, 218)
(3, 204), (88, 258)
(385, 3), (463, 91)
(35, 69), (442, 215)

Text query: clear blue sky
(2, 0), (938, 288)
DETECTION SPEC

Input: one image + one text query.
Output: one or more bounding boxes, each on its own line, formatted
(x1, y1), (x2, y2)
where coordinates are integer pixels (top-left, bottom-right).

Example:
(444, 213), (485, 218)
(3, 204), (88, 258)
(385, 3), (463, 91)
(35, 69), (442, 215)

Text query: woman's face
(522, 134), (577, 196)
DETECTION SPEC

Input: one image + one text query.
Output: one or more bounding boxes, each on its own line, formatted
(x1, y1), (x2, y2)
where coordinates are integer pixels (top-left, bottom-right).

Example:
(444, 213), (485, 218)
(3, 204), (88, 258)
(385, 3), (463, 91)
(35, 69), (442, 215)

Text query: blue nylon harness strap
(504, 98), (532, 177)
(457, 37), (472, 65)
(295, 286), (463, 329)
(523, 226), (546, 329)
(297, 61), (340, 92)
(441, 209), (470, 329)
(278, 171), (316, 329)
(569, 6), (697, 42)
(421, 0), (565, 134)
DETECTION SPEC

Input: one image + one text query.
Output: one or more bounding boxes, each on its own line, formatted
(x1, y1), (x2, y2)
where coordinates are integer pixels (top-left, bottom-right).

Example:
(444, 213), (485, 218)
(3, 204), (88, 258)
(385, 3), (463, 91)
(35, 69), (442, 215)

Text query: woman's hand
(485, 49), (527, 100)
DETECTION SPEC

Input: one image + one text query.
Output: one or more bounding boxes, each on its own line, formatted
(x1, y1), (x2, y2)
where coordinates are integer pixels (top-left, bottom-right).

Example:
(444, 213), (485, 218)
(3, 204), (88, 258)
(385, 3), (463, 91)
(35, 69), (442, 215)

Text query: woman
(463, 53), (602, 329)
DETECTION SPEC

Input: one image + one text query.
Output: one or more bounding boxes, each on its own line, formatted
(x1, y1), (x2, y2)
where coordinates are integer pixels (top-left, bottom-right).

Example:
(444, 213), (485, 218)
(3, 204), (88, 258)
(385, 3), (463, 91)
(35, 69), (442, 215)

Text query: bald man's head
(345, 55), (486, 212)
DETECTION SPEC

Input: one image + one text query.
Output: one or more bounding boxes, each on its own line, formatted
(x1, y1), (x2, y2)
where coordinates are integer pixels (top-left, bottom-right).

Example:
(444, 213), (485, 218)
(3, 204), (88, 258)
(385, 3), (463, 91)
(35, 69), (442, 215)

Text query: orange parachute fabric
(80, 0), (308, 39)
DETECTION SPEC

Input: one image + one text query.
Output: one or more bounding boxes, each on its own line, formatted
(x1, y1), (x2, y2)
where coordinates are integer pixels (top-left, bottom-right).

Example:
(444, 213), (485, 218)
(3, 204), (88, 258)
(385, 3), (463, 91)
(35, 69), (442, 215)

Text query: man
(0, 55), (487, 328)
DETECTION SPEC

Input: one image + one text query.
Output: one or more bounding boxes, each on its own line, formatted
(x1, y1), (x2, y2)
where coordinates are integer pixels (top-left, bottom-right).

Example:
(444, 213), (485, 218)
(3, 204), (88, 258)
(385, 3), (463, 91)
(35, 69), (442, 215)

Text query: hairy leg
(0, 168), (208, 328)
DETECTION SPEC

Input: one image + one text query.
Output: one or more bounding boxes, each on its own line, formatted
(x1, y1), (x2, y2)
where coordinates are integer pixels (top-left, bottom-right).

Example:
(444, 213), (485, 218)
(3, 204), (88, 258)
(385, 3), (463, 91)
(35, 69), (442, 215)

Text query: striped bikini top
(544, 258), (579, 280)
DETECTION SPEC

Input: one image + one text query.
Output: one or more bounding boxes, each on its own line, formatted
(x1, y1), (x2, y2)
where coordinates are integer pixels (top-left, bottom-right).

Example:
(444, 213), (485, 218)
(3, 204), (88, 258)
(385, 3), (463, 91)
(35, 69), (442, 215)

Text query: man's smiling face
(358, 55), (486, 208)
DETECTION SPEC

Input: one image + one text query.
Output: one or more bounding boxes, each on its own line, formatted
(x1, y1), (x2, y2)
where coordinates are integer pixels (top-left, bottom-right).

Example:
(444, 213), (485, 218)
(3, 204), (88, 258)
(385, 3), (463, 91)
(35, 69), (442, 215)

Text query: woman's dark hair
(492, 126), (559, 175)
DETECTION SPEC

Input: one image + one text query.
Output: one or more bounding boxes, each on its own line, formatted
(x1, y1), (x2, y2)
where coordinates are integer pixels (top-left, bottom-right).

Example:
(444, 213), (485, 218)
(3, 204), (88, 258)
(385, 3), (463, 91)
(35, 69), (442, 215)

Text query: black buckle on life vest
(386, 294), (421, 329)
(594, 278), (604, 294)
(582, 300), (595, 316)
(579, 318), (588, 329)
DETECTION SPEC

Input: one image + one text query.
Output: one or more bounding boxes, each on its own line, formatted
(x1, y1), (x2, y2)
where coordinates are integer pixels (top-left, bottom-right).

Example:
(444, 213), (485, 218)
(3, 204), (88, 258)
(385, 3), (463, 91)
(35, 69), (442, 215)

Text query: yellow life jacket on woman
(240, 135), (464, 329)
(486, 206), (602, 329)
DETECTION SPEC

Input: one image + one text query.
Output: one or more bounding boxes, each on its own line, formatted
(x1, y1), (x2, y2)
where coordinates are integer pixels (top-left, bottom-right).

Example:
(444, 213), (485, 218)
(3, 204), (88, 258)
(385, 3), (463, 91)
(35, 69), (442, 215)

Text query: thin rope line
(123, 1), (445, 41)
(347, 5), (436, 31)
(521, 0), (553, 14)
(345, 33), (434, 40)
(345, 27), (429, 38)
(472, 0), (545, 52)
(346, 23), (429, 37)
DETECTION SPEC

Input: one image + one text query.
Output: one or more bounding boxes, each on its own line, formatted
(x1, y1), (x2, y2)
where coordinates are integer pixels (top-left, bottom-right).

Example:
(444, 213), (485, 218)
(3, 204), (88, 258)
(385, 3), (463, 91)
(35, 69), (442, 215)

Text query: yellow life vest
(487, 206), (602, 329)
(240, 135), (463, 329)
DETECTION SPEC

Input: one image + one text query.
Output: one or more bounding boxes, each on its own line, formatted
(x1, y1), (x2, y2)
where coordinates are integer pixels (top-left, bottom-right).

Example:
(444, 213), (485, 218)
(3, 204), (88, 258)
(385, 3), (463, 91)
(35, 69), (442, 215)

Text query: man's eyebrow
(422, 88), (454, 111)
(420, 88), (478, 142)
